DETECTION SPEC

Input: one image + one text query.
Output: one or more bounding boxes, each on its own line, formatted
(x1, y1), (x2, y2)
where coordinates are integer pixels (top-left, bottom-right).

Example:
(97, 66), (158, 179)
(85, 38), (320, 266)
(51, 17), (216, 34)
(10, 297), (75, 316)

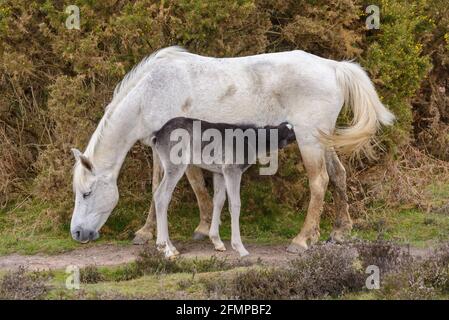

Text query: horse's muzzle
(71, 227), (99, 243)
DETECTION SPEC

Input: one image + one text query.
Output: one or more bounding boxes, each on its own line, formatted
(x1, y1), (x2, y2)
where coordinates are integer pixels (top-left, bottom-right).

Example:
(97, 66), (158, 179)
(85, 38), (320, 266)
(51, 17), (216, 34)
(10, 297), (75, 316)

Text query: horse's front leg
(185, 166), (213, 240)
(133, 149), (162, 245)
(154, 162), (187, 258)
(287, 144), (329, 253)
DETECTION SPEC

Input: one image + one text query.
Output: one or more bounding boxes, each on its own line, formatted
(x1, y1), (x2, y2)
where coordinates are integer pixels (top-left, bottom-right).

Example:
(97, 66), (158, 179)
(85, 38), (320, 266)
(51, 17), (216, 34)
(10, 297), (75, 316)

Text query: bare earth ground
(0, 241), (432, 271)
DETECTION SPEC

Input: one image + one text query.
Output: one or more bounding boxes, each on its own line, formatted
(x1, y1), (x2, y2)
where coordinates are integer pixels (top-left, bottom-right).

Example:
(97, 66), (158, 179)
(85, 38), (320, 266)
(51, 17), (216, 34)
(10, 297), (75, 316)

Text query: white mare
(70, 47), (394, 257)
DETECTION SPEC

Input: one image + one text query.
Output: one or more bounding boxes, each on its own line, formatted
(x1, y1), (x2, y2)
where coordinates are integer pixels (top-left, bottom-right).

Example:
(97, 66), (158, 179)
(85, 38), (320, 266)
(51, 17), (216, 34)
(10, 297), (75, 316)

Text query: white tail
(320, 61), (395, 159)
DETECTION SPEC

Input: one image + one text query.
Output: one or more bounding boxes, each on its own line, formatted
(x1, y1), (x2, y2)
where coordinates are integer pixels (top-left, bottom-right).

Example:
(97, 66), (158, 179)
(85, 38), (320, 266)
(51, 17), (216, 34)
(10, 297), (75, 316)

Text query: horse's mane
(84, 46), (188, 159)
(111, 46), (188, 112)
(74, 46), (188, 190)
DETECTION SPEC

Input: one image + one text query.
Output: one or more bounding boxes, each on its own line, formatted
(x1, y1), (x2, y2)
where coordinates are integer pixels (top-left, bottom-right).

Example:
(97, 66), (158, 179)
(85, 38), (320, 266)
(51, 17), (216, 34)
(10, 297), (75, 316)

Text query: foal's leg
(154, 162), (187, 258)
(133, 154), (213, 245)
(326, 150), (353, 243)
(223, 167), (249, 257)
(185, 166), (213, 240)
(209, 173), (227, 251)
(133, 149), (163, 245)
(287, 144), (329, 253)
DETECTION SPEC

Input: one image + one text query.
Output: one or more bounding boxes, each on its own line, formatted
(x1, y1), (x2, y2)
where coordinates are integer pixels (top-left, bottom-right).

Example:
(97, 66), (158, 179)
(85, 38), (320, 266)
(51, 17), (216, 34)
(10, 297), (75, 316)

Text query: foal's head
(277, 123), (296, 148)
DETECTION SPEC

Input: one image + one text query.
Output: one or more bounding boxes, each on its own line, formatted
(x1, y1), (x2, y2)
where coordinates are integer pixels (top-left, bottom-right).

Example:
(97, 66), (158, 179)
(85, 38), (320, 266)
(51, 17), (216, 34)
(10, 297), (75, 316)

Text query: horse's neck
(86, 101), (143, 178)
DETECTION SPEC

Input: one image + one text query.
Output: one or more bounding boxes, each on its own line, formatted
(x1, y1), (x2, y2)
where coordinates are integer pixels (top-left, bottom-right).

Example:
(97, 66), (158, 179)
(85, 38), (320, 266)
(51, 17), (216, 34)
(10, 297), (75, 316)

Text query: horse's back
(141, 48), (342, 130)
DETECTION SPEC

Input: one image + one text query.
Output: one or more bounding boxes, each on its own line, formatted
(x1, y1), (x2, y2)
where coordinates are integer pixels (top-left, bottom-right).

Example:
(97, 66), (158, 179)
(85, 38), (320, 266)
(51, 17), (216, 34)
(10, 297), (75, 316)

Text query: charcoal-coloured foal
(151, 117), (296, 257)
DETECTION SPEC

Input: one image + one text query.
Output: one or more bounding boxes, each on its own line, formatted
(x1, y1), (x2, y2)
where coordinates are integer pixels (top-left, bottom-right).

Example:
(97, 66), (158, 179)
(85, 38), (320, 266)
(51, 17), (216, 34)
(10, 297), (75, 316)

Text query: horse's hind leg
(133, 149), (163, 245)
(209, 173), (227, 251)
(326, 150), (353, 243)
(287, 143), (329, 253)
(185, 166), (213, 240)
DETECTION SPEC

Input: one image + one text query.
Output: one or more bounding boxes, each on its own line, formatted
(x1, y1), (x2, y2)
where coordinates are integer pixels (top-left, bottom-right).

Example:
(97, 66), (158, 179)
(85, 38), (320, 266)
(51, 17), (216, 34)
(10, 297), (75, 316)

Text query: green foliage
(362, 0), (432, 149)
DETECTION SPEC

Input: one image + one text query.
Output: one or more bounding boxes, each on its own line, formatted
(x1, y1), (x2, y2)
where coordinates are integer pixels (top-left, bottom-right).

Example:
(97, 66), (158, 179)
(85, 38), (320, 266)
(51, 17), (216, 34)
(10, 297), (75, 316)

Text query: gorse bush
(413, 0), (449, 160)
(363, 0), (432, 150)
(0, 0), (448, 235)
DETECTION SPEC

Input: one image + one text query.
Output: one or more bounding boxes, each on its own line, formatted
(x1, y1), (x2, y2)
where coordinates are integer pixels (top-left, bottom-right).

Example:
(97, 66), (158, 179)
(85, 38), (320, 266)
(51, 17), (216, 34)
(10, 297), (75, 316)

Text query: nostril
(88, 231), (95, 240)
(72, 229), (82, 241)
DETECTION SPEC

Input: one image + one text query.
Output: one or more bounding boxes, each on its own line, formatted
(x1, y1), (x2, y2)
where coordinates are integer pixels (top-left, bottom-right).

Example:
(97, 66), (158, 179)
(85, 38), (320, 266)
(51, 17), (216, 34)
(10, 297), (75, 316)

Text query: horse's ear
(71, 148), (82, 161)
(71, 148), (93, 172)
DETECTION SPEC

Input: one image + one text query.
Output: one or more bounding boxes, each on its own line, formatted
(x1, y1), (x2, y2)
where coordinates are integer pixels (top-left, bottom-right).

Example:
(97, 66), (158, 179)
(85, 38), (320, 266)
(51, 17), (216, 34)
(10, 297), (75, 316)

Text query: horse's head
(70, 148), (119, 243)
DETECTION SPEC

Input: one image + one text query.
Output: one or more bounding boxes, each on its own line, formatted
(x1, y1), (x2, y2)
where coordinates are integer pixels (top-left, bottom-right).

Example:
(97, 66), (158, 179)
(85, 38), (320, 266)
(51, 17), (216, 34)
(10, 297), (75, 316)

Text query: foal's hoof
(160, 247), (180, 259)
(167, 252), (179, 260)
(132, 231), (154, 245)
(214, 244), (227, 252)
(286, 242), (307, 254)
(192, 231), (208, 241)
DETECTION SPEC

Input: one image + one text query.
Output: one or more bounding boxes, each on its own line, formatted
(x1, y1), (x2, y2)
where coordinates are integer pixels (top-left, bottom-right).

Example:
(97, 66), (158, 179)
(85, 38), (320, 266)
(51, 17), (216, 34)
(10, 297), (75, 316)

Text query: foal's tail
(320, 61), (395, 160)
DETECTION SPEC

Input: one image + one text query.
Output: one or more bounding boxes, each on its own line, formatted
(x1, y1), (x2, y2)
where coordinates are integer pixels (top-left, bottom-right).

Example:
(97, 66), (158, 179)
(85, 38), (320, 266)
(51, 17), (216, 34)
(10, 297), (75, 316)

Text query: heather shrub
(376, 243), (449, 299)
(203, 244), (365, 299)
(80, 265), (106, 284)
(0, 266), (50, 300)
(354, 240), (412, 273)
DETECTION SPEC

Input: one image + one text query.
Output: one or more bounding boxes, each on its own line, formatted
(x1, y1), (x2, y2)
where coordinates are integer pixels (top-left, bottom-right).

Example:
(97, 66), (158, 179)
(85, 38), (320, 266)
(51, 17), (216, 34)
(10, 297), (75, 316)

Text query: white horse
(70, 47), (394, 256)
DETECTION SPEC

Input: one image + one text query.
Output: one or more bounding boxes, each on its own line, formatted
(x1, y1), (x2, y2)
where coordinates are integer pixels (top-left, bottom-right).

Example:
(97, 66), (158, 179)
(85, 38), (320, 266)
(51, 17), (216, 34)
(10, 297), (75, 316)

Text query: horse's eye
(83, 192), (92, 199)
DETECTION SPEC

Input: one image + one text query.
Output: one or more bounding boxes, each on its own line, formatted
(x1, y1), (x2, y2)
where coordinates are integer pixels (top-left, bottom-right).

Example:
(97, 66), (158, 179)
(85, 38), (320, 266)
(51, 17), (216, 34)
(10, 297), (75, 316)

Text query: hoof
(286, 242), (307, 254)
(167, 248), (180, 259)
(214, 245), (226, 252)
(167, 253), (178, 260)
(239, 251), (250, 258)
(158, 245), (180, 259)
(192, 232), (208, 241)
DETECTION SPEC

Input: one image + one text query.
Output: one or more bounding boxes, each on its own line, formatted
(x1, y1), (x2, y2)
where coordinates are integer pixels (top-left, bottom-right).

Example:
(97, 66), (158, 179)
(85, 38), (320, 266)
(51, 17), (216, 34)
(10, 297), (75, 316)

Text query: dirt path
(0, 241), (434, 271)
(0, 242), (297, 271)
